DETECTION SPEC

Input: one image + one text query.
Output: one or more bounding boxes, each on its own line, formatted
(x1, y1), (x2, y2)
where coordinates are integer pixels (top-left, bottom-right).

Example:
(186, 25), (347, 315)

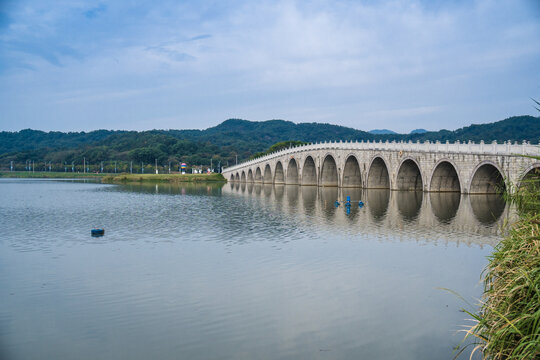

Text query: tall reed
(462, 166), (539, 359)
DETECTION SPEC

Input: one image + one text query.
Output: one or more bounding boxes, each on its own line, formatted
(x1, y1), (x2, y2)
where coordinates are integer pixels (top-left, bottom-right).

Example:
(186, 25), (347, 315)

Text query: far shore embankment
(0, 171), (106, 179)
(0, 171), (227, 184)
(101, 173), (226, 184)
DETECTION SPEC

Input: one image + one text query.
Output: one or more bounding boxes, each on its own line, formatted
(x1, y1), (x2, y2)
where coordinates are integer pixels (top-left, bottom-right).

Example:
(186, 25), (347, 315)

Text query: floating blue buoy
(91, 228), (105, 237)
(346, 206), (351, 214)
(335, 200), (340, 207)
(358, 201), (364, 207)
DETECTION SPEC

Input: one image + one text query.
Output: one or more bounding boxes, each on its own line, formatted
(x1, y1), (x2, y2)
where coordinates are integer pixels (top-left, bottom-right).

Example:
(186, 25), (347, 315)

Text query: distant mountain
(0, 115), (538, 168)
(410, 129), (427, 134)
(369, 129), (398, 135)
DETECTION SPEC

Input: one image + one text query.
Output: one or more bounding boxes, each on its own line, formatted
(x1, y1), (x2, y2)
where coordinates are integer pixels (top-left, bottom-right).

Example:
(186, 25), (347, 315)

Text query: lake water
(0, 179), (510, 360)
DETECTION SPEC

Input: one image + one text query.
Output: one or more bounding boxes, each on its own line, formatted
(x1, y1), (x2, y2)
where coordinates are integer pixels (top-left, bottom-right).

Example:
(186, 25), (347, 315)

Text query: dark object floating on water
(91, 228), (105, 236)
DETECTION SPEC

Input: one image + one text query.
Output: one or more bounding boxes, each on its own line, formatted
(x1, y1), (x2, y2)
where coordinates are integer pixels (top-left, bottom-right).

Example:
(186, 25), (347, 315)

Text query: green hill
(0, 115), (538, 170)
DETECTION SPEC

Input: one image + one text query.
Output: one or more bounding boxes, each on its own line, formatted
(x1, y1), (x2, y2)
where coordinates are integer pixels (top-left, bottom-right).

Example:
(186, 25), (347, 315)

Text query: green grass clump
(464, 215), (540, 359)
(463, 172), (540, 359)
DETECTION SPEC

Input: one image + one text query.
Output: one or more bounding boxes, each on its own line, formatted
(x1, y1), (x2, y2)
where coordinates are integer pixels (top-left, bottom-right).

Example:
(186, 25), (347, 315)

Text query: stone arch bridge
(223, 140), (540, 194)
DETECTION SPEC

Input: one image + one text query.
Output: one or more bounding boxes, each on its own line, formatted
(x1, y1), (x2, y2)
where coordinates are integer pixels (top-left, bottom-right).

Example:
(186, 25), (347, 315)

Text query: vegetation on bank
(0, 171), (226, 184)
(0, 171), (106, 178)
(462, 168), (539, 359)
(101, 173), (226, 184)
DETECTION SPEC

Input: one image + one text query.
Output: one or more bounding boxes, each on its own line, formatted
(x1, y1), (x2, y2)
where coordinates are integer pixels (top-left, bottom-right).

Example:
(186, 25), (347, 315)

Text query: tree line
(1, 115), (538, 170)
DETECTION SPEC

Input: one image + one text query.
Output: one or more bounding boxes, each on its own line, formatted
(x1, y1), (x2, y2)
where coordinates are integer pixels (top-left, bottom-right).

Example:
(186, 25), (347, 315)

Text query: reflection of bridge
(223, 140), (540, 193)
(223, 183), (512, 246)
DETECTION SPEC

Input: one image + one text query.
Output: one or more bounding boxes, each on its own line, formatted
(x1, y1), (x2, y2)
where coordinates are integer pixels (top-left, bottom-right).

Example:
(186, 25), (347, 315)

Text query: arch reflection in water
(284, 185), (300, 215)
(430, 192), (460, 223)
(320, 187), (338, 220)
(263, 184), (273, 198)
(222, 183), (510, 245)
(366, 189), (390, 222)
(469, 194), (506, 225)
(273, 184), (285, 204)
(340, 188), (362, 220)
(286, 185), (300, 205)
(301, 186), (317, 216)
(396, 191), (423, 222)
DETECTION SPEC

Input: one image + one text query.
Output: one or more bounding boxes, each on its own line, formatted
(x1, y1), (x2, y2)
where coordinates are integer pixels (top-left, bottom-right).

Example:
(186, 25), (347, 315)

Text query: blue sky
(0, 0), (539, 132)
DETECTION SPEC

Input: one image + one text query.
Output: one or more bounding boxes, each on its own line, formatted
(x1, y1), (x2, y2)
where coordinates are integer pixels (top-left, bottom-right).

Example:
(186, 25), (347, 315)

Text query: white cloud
(0, 0), (539, 131)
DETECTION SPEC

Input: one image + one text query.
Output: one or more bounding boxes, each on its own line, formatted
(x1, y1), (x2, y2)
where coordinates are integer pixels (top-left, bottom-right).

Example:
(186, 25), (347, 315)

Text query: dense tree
(1, 116), (538, 168)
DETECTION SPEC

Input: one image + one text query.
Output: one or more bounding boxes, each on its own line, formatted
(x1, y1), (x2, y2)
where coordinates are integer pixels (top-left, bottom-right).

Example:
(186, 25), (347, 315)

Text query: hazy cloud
(189, 34), (211, 41)
(0, 0), (538, 132)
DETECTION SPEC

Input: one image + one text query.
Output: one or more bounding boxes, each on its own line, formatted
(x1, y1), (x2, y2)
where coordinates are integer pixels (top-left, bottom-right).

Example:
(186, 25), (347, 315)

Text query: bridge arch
(241, 171), (246, 183)
(342, 154), (362, 188)
(396, 158), (423, 191)
(286, 158), (299, 184)
(518, 163), (540, 190)
(469, 161), (505, 194)
(263, 164), (272, 183)
(367, 156), (390, 189)
(302, 156), (317, 186)
(429, 159), (461, 192)
(230, 174), (235, 182)
(274, 161), (285, 184)
(255, 167), (262, 183)
(247, 169), (254, 183)
(235, 172), (240, 182)
(321, 154), (338, 187)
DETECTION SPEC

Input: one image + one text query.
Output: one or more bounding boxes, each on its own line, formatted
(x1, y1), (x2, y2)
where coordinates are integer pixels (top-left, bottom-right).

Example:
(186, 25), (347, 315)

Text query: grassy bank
(464, 176), (539, 359)
(101, 173), (226, 184)
(0, 171), (227, 184)
(0, 171), (106, 178)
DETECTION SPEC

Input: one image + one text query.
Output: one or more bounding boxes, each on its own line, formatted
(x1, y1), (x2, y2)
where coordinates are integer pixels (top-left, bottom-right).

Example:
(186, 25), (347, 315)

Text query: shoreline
(0, 171), (106, 179)
(0, 172), (227, 183)
(101, 173), (226, 183)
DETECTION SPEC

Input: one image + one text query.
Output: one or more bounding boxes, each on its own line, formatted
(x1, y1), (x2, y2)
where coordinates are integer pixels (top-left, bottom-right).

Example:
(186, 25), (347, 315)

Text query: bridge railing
(224, 140), (540, 173)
